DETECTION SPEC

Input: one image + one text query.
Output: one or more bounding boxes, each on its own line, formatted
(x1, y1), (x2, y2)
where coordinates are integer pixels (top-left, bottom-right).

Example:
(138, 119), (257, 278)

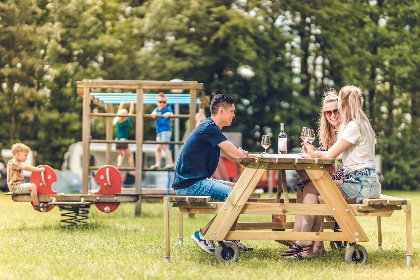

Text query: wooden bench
(163, 194), (412, 265)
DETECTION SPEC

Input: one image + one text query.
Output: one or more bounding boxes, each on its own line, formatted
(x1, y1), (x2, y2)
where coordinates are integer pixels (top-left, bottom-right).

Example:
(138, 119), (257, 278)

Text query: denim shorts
(340, 168), (381, 203)
(13, 183), (31, 194)
(174, 178), (232, 201)
(157, 131), (171, 142)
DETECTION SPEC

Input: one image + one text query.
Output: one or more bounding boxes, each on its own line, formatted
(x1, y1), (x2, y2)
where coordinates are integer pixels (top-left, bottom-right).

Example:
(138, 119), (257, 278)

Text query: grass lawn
(0, 190), (417, 280)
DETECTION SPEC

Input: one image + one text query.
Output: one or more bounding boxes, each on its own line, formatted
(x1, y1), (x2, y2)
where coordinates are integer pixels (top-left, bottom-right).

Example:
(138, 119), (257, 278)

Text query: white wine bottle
(277, 123), (287, 154)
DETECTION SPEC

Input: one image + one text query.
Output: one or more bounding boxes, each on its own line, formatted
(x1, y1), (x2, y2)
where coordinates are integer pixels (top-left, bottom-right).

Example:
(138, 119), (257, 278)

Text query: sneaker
(232, 240), (254, 251)
(191, 230), (216, 253)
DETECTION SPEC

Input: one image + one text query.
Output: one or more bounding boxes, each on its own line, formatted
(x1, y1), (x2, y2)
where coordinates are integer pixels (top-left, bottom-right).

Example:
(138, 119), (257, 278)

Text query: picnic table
(164, 154), (412, 265)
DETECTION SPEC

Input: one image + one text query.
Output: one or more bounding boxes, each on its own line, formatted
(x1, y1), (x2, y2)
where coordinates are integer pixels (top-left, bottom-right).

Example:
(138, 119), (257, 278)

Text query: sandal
(149, 164), (160, 170)
(163, 164), (174, 170)
(283, 251), (313, 260)
(280, 243), (312, 257)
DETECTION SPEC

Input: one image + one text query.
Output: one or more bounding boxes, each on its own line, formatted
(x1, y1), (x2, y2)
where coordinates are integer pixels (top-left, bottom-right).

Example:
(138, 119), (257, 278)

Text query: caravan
(62, 142), (172, 190)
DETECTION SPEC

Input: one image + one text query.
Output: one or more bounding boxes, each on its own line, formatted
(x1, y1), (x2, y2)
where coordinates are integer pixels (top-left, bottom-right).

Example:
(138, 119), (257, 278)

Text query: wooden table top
(238, 154), (336, 166)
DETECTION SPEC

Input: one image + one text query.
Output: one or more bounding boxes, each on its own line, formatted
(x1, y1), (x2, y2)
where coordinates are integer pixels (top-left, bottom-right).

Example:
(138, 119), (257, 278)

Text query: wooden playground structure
(9, 79), (209, 224)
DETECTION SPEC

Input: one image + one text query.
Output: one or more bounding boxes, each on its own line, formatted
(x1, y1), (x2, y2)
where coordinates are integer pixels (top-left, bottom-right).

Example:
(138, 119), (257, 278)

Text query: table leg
(305, 168), (368, 242)
(205, 162), (267, 241)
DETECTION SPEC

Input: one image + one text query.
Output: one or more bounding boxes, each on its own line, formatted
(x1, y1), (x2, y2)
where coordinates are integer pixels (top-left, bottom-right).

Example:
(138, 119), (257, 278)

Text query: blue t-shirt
(172, 118), (228, 189)
(116, 117), (131, 139)
(153, 106), (172, 134)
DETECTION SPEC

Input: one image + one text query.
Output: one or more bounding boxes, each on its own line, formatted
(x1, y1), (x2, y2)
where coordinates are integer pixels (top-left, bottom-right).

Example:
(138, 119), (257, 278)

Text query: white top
(340, 121), (376, 174)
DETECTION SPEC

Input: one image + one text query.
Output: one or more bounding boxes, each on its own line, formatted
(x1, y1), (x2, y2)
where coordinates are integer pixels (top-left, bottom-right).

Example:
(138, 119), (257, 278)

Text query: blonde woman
(281, 90), (344, 256)
(288, 85), (381, 259)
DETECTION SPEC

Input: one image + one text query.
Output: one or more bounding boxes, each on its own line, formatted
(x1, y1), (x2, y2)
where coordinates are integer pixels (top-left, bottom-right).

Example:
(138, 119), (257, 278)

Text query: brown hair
(11, 143), (30, 155)
(317, 90), (339, 149)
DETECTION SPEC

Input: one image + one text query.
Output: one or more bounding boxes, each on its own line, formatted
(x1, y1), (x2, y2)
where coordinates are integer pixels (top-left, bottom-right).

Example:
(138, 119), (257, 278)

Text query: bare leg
(124, 148), (135, 175)
(117, 149), (125, 168)
(312, 215), (325, 255)
(28, 183), (39, 205)
(291, 183), (320, 258)
(154, 144), (162, 167)
(162, 144), (174, 167)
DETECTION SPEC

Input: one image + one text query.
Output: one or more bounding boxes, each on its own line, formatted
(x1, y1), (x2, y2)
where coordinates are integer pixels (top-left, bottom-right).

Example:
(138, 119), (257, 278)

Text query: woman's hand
(328, 164), (337, 176)
(301, 142), (317, 158)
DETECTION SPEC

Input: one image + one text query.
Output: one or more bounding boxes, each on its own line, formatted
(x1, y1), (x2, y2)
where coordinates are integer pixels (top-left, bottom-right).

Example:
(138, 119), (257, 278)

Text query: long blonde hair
(317, 90), (339, 149)
(338, 85), (376, 141)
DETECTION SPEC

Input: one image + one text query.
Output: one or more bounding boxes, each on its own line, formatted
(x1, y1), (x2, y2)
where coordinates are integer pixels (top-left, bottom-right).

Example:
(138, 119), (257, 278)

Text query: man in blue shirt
(172, 94), (253, 254)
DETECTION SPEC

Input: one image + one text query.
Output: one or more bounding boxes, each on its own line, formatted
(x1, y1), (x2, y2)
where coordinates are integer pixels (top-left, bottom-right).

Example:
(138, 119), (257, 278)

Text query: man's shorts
(340, 168), (381, 203)
(115, 138), (129, 150)
(174, 178), (232, 201)
(157, 131), (171, 142)
(13, 183), (31, 194)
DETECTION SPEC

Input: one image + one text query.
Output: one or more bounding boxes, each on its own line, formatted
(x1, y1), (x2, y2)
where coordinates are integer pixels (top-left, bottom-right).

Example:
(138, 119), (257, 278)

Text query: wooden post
(178, 210), (183, 246)
(106, 104), (113, 165)
(406, 200), (412, 266)
(377, 216), (382, 249)
(164, 196), (170, 262)
(135, 88), (144, 216)
(189, 89), (197, 132)
(81, 85), (91, 194)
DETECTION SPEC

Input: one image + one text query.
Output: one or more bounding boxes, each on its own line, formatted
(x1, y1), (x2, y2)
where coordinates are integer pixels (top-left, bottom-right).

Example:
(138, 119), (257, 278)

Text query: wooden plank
(235, 221), (336, 230)
(306, 168), (369, 242)
(226, 231), (346, 242)
(77, 80), (204, 90)
(11, 194), (139, 203)
(204, 162), (267, 241)
(169, 196), (212, 203)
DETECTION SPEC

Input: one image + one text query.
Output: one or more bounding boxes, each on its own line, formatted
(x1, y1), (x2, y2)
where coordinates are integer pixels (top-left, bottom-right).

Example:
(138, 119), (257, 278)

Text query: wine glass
(299, 127), (308, 155)
(301, 127), (308, 142)
(305, 128), (315, 144)
(261, 135), (271, 154)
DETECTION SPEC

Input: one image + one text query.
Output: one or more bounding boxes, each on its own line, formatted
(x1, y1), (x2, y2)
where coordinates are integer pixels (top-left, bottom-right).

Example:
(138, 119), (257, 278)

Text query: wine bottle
(278, 123), (287, 154)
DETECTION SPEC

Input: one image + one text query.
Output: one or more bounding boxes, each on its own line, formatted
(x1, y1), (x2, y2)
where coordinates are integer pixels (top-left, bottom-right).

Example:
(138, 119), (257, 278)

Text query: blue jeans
(174, 178), (232, 201)
(341, 168), (381, 203)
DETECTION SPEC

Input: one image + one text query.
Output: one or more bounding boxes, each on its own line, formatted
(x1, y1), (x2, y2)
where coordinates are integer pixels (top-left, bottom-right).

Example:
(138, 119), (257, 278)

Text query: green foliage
(0, 0), (419, 190)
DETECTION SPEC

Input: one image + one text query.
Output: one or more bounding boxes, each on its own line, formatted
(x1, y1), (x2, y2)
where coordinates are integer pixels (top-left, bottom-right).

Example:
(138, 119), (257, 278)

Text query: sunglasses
(158, 101), (167, 104)
(324, 109), (340, 117)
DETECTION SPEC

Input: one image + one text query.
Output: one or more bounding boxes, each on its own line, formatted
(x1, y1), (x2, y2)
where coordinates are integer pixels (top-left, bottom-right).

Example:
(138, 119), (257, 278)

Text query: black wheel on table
(330, 240), (348, 250)
(345, 244), (368, 264)
(215, 241), (240, 263)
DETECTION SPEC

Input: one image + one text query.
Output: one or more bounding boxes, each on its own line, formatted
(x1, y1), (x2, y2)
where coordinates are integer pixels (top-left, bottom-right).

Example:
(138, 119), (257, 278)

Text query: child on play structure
(150, 92), (175, 170)
(7, 143), (46, 210)
(114, 101), (136, 175)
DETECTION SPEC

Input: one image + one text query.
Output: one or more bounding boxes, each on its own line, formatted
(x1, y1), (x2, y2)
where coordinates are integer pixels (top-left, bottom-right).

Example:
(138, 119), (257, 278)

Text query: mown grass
(0, 190), (417, 280)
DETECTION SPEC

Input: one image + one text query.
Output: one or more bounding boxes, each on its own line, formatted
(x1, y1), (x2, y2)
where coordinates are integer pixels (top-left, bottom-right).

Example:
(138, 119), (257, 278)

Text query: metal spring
(59, 205), (90, 226)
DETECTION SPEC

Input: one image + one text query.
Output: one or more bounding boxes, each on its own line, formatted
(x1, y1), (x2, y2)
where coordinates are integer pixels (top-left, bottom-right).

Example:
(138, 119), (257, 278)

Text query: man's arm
(218, 140), (247, 162)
